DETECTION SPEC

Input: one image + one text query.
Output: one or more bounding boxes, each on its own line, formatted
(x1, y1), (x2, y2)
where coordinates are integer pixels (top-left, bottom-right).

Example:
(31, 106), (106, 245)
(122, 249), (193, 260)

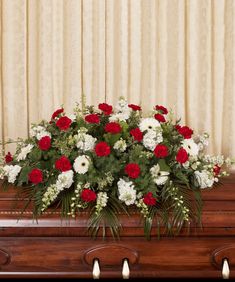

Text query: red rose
(5, 152), (13, 163)
(154, 113), (166, 123)
(143, 192), (157, 206)
(105, 122), (122, 134)
(56, 116), (72, 131)
(213, 165), (221, 176)
(176, 148), (188, 164)
(98, 103), (113, 115)
(85, 114), (100, 124)
(130, 128), (143, 142)
(176, 125), (193, 139)
(125, 163), (141, 179)
(128, 104), (142, 111)
(154, 144), (169, 158)
(95, 142), (111, 157)
(55, 156), (72, 172)
(155, 105), (168, 115)
(51, 108), (64, 120)
(81, 189), (97, 202)
(38, 136), (51, 151)
(28, 168), (43, 184)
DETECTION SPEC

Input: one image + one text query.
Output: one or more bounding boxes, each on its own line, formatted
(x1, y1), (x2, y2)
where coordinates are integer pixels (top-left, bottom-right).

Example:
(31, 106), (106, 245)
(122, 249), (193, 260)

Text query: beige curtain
(0, 0), (235, 158)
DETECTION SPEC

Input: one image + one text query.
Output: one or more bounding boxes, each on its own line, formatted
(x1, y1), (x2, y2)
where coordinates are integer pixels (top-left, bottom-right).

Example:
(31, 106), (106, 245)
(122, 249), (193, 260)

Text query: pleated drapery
(0, 0), (235, 158)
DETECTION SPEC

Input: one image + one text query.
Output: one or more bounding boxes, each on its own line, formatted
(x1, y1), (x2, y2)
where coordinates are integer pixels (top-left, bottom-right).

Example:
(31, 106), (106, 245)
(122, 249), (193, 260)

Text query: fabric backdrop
(0, 0), (234, 158)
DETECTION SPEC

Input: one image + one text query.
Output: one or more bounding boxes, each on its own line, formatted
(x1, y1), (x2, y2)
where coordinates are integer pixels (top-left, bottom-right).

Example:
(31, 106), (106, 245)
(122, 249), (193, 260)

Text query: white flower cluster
(143, 130), (163, 151)
(30, 125), (51, 140)
(194, 170), (214, 189)
(109, 98), (131, 122)
(56, 170), (74, 190)
(41, 184), (59, 211)
(150, 164), (169, 185)
(73, 155), (90, 174)
(75, 128), (97, 151)
(69, 182), (84, 217)
(117, 178), (136, 205)
(95, 192), (108, 214)
(3, 165), (21, 183)
(16, 144), (34, 161)
(113, 138), (127, 152)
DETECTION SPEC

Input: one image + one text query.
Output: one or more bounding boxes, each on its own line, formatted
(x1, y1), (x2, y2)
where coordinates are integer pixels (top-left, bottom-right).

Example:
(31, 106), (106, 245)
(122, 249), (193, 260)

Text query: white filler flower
(73, 155), (90, 174)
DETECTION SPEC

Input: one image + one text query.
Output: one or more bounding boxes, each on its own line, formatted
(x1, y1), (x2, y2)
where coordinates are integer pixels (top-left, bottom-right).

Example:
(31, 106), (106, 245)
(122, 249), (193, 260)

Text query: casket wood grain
(0, 175), (234, 279)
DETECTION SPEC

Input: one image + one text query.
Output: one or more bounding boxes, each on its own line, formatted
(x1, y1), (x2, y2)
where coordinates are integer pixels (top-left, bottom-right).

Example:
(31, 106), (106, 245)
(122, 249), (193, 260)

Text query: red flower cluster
(125, 163), (141, 179)
(143, 192), (157, 206)
(105, 122), (122, 134)
(154, 113), (166, 123)
(213, 165), (221, 176)
(85, 114), (100, 124)
(55, 156), (72, 172)
(155, 105), (168, 115)
(28, 168), (43, 184)
(176, 148), (188, 164)
(95, 142), (111, 157)
(56, 116), (72, 131)
(5, 152), (13, 163)
(176, 125), (193, 139)
(38, 136), (51, 151)
(81, 189), (97, 202)
(154, 144), (169, 158)
(130, 128), (143, 142)
(51, 108), (64, 120)
(98, 103), (113, 115)
(128, 104), (142, 111)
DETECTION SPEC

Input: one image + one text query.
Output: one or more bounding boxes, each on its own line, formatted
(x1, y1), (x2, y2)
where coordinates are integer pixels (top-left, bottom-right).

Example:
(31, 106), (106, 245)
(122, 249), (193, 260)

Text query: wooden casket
(0, 175), (234, 279)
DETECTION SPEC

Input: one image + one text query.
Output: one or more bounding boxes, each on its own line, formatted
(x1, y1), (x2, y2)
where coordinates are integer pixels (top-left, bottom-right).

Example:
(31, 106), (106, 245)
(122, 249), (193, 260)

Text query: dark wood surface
(0, 174), (234, 278)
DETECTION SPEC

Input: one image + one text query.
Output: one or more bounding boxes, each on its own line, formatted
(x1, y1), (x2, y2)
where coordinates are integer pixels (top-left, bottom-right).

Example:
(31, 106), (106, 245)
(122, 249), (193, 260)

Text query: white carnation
(56, 170), (74, 190)
(17, 144), (34, 161)
(182, 139), (199, 157)
(117, 178), (136, 206)
(143, 130), (163, 151)
(194, 170), (214, 189)
(75, 131), (97, 151)
(113, 138), (127, 152)
(73, 155), (90, 174)
(139, 118), (160, 132)
(3, 165), (21, 183)
(150, 164), (169, 185)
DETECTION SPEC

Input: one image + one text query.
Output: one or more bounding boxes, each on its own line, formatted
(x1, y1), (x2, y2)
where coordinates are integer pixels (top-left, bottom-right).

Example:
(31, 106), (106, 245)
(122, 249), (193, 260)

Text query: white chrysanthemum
(73, 155), (90, 174)
(143, 130), (163, 151)
(182, 139), (199, 157)
(194, 170), (214, 189)
(150, 164), (169, 185)
(113, 138), (127, 152)
(139, 118), (160, 132)
(117, 178), (136, 206)
(56, 170), (74, 190)
(97, 192), (108, 208)
(3, 165), (21, 183)
(75, 131), (97, 151)
(16, 144), (34, 161)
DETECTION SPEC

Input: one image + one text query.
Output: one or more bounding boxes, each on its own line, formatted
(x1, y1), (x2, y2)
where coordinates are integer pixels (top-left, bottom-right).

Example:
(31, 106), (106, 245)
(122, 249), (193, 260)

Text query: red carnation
(55, 156), (72, 172)
(128, 104), (142, 111)
(28, 168), (43, 184)
(81, 189), (97, 202)
(98, 103), (113, 115)
(38, 136), (51, 151)
(95, 142), (111, 157)
(5, 152), (13, 163)
(155, 105), (168, 115)
(130, 128), (143, 142)
(213, 165), (221, 176)
(176, 148), (188, 164)
(154, 113), (166, 123)
(125, 163), (141, 179)
(154, 144), (169, 158)
(51, 108), (64, 120)
(105, 122), (122, 134)
(56, 116), (72, 131)
(85, 114), (100, 124)
(176, 125), (193, 139)
(143, 192), (157, 206)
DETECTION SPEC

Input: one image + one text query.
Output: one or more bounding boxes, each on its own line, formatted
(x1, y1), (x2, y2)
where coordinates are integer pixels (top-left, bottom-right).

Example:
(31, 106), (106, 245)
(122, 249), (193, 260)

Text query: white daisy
(150, 164), (169, 185)
(194, 170), (214, 189)
(182, 139), (199, 157)
(16, 144), (34, 161)
(139, 118), (160, 132)
(73, 155), (90, 174)
(117, 178), (136, 206)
